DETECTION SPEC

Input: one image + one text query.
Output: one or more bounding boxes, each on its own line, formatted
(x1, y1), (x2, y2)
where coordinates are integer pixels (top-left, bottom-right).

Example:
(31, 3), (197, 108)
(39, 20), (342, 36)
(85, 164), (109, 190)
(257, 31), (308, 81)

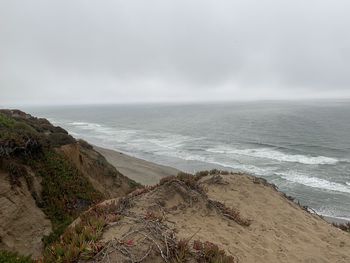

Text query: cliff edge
(0, 110), (139, 259)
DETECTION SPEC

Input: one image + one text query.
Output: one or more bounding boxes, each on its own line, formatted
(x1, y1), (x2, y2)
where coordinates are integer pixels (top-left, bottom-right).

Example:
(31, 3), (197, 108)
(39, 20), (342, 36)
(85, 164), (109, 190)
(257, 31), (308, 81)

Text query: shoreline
(94, 145), (349, 225)
(94, 145), (180, 186)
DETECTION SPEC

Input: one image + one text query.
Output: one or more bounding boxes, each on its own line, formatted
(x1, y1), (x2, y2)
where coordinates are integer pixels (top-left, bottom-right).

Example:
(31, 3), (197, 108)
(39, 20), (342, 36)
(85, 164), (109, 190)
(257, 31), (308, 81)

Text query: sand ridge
(83, 172), (350, 263)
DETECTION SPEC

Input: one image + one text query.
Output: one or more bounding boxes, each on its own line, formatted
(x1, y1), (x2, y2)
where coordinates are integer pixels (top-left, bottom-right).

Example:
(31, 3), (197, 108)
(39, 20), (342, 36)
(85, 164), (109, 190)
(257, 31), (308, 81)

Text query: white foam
(313, 207), (350, 222)
(147, 134), (194, 149)
(67, 121), (138, 141)
(53, 120), (275, 176)
(47, 118), (59, 125)
(69, 121), (102, 130)
(207, 146), (339, 165)
(277, 171), (350, 194)
(157, 150), (273, 176)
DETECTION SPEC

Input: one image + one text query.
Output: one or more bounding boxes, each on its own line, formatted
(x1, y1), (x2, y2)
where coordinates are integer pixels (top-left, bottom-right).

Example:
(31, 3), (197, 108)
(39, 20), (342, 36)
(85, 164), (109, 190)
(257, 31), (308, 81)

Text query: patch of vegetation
(0, 113), (16, 128)
(0, 111), (139, 257)
(195, 169), (234, 177)
(32, 151), (104, 245)
(208, 199), (251, 227)
(160, 170), (235, 188)
(173, 239), (192, 262)
(0, 110), (75, 154)
(0, 116), (37, 142)
(3, 161), (28, 187)
(78, 139), (93, 150)
(0, 251), (33, 263)
(128, 179), (140, 188)
(192, 240), (235, 263)
(47, 133), (75, 147)
(333, 222), (350, 233)
(172, 239), (235, 263)
(160, 171), (251, 227)
(253, 177), (278, 190)
(160, 172), (205, 193)
(42, 219), (73, 247)
(43, 201), (122, 262)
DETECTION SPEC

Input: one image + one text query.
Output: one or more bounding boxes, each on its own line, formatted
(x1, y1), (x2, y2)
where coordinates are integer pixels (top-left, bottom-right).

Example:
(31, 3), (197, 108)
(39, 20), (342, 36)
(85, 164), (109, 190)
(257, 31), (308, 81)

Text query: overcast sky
(1, 0), (350, 106)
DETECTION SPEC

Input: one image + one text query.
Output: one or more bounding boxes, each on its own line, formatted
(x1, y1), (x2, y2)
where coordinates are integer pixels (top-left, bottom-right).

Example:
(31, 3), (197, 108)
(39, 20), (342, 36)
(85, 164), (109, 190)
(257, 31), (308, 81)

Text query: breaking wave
(206, 146), (339, 165)
(277, 171), (350, 194)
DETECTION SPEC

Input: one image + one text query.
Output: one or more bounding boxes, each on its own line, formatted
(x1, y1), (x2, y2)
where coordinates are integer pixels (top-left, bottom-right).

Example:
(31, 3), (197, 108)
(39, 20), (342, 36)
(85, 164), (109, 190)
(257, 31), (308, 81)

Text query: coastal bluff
(0, 110), (350, 262)
(0, 109), (139, 260)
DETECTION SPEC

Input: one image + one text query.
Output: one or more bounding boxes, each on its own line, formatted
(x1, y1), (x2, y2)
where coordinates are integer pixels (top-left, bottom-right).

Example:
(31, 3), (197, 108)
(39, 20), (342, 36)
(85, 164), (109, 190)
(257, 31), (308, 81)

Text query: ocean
(26, 100), (350, 221)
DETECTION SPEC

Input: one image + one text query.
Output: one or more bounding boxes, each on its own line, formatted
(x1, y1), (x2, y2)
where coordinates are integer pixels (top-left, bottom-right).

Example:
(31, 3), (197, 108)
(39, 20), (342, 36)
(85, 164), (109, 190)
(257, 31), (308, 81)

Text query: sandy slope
(59, 143), (137, 198)
(0, 171), (52, 258)
(85, 172), (350, 263)
(95, 146), (179, 185)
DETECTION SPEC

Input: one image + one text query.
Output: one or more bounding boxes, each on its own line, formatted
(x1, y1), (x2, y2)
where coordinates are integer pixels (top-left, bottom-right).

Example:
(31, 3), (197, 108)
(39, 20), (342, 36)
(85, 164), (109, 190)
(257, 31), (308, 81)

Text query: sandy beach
(95, 146), (180, 186)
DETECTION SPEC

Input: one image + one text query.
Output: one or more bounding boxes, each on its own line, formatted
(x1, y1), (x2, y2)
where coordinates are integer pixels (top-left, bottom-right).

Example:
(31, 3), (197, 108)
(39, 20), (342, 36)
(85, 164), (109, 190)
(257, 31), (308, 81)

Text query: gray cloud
(1, 0), (350, 105)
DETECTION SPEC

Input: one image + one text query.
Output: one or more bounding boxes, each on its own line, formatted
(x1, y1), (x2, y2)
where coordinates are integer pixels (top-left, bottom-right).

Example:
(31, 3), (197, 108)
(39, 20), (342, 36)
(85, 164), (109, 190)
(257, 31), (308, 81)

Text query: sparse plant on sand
(43, 200), (123, 262)
(333, 222), (350, 233)
(172, 239), (235, 263)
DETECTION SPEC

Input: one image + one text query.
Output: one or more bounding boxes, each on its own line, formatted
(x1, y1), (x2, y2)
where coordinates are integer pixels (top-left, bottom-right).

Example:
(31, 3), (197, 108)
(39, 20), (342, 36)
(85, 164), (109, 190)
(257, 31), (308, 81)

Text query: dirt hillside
(0, 109), (139, 259)
(47, 171), (350, 263)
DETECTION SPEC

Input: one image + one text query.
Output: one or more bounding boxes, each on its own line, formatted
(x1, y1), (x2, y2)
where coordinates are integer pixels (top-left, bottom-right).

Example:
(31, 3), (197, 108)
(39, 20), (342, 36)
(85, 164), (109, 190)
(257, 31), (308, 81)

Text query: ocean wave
(159, 150), (274, 176)
(277, 171), (350, 194)
(206, 146), (339, 165)
(147, 134), (203, 149)
(66, 121), (138, 141)
(313, 206), (350, 222)
(69, 121), (103, 129)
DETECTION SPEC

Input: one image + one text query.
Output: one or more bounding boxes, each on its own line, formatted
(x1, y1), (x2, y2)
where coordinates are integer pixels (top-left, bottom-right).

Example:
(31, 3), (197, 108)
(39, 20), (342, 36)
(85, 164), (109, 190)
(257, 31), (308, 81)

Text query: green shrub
(32, 151), (103, 245)
(43, 202), (121, 262)
(0, 113), (16, 128)
(0, 251), (33, 263)
(78, 139), (93, 149)
(42, 219), (72, 246)
(48, 133), (75, 147)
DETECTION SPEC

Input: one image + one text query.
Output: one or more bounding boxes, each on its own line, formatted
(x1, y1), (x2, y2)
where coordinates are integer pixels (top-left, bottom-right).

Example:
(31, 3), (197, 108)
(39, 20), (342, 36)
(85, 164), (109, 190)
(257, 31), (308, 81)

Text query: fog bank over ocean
(27, 100), (350, 220)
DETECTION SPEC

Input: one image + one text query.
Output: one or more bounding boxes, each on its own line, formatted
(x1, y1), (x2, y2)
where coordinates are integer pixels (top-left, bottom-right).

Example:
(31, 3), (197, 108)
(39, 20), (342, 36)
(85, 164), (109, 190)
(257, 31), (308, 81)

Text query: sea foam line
(276, 171), (350, 194)
(206, 146), (339, 165)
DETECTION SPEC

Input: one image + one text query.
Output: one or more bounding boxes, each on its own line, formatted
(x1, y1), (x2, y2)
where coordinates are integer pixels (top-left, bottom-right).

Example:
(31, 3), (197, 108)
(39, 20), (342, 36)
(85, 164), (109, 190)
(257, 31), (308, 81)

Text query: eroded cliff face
(0, 110), (139, 259)
(59, 143), (138, 199)
(0, 171), (51, 258)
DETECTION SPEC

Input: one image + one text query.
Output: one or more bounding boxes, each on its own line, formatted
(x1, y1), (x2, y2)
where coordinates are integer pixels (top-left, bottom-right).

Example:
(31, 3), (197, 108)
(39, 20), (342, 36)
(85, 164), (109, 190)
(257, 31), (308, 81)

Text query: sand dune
(71, 171), (350, 263)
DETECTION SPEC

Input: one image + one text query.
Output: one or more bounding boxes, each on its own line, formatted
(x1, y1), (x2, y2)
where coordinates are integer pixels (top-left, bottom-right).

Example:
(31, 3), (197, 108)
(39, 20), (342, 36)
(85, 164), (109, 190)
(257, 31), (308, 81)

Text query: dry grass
(192, 240), (235, 263)
(333, 222), (350, 233)
(207, 200), (251, 227)
(252, 177), (278, 191)
(160, 171), (252, 227)
(93, 211), (178, 262)
(171, 239), (235, 263)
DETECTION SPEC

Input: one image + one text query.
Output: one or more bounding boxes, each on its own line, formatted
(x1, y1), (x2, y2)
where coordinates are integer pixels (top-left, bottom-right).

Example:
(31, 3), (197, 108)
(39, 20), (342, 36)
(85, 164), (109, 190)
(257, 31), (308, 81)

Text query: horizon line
(2, 97), (350, 108)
